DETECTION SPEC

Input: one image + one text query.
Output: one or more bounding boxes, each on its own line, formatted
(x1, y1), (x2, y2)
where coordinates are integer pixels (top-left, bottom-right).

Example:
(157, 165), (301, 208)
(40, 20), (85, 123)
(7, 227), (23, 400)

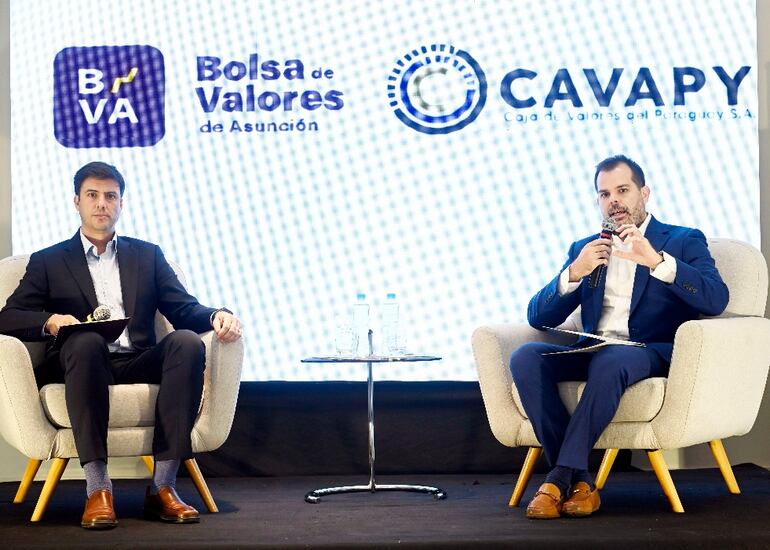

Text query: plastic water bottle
(353, 293), (369, 356)
(381, 293), (399, 354)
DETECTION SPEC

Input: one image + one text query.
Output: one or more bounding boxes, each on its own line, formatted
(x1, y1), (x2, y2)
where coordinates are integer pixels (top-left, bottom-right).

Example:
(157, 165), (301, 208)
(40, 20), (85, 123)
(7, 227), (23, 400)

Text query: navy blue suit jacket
(0, 232), (218, 361)
(527, 216), (729, 362)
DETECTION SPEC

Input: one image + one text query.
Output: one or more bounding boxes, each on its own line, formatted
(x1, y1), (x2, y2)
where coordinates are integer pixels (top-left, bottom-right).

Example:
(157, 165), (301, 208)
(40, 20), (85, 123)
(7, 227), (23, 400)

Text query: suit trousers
(509, 342), (668, 471)
(53, 329), (206, 465)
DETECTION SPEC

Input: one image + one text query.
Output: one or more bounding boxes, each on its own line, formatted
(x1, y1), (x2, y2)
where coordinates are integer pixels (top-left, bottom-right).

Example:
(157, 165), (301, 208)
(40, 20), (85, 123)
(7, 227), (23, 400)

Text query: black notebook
(52, 318), (130, 350)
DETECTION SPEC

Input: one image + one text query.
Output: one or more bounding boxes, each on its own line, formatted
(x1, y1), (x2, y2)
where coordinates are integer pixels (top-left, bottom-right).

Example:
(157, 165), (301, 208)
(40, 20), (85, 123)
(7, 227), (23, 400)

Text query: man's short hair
(593, 155), (645, 190)
(74, 162), (126, 196)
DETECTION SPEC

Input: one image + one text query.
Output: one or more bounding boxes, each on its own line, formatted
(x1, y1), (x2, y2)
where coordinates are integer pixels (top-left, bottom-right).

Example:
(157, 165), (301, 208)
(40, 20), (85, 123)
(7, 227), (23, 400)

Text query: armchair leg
(14, 459), (42, 504)
(184, 458), (218, 513)
(31, 458), (69, 522)
(595, 449), (618, 489)
(509, 447), (542, 507)
(646, 450), (684, 513)
(708, 439), (740, 494)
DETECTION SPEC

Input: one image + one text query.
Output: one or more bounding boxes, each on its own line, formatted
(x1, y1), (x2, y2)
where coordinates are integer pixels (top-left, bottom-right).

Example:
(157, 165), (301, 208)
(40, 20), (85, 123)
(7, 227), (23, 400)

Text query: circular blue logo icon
(388, 44), (487, 134)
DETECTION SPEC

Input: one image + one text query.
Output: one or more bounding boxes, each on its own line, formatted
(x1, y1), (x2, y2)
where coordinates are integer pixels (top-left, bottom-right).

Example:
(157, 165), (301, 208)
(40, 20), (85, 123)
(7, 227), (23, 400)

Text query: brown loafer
(81, 489), (118, 529)
(562, 481), (601, 517)
(143, 486), (200, 523)
(525, 482), (564, 519)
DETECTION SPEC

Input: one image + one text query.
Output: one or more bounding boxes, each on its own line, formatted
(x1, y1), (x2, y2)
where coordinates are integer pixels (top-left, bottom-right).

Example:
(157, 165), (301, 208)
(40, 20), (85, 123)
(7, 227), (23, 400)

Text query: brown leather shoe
(562, 481), (601, 517)
(525, 482), (564, 519)
(81, 489), (118, 529)
(143, 486), (200, 523)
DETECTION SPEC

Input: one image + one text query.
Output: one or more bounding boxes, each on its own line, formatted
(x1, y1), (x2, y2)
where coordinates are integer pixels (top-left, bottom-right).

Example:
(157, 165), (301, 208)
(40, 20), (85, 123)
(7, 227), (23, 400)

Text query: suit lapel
(117, 236), (138, 319)
(630, 216), (671, 316)
(62, 231), (98, 311)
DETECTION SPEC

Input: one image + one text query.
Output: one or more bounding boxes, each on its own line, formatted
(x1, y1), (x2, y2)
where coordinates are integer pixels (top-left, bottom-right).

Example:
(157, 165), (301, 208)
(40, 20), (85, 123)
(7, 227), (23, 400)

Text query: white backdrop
(10, 0), (759, 380)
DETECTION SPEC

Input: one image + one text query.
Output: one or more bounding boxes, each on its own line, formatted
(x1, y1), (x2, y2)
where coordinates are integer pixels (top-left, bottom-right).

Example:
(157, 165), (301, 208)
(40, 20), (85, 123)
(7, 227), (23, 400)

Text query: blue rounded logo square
(53, 45), (165, 148)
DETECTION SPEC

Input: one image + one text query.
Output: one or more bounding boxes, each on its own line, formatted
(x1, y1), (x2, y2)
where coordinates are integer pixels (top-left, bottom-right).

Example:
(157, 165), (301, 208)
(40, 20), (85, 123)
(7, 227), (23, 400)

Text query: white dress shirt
(557, 214), (676, 341)
(79, 230), (134, 352)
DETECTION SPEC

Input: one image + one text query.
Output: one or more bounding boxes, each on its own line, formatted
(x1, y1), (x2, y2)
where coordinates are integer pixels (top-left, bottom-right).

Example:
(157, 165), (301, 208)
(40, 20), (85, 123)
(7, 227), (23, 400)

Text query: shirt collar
(79, 229), (118, 258)
(637, 213), (652, 235)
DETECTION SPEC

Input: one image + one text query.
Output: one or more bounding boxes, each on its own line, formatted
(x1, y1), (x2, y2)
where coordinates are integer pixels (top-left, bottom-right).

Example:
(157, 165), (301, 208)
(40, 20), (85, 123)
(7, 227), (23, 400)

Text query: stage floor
(1, 465), (769, 548)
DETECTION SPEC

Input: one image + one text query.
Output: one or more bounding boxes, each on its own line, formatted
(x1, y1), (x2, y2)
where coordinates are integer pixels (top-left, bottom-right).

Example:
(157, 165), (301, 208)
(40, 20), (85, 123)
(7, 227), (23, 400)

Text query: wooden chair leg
(184, 458), (218, 513)
(14, 459), (43, 504)
(595, 448), (618, 490)
(709, 439), (740, 494)
(509, 447), (542, 507)
(31, 458), (69, 522)
(141, 455), (155, 474)
(647, 450), (684, 513)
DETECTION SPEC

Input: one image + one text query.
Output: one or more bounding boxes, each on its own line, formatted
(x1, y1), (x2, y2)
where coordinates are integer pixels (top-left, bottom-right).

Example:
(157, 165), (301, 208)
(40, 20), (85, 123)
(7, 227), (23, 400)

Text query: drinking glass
(334, 318), (358, 356)
(385, 324), (408, 355)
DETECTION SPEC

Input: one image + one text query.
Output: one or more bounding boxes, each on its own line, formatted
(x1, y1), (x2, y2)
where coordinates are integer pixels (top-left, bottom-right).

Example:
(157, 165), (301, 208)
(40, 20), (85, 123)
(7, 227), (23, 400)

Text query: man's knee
(165, 329), (204, 350)
(588, 348), (651, 388)
(163, 330), (205, 370)
(58, 331), (111, 381)
(60, 331), (109, 363)
(510, 342), (550, 384)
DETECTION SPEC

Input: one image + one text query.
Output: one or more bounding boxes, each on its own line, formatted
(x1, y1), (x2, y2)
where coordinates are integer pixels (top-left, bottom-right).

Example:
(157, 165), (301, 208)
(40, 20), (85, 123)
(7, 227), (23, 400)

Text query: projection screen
(10, 0), (759, 380)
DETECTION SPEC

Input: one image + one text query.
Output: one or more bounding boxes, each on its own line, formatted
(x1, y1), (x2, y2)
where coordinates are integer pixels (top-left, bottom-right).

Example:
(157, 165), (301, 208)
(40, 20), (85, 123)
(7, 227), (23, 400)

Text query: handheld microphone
(86, 305), (111, 322)
(588, 218), (617, 289)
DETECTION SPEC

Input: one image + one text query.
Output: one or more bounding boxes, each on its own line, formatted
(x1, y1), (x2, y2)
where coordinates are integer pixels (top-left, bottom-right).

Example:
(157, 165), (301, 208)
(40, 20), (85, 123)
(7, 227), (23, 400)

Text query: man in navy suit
(0, 162), (242, 529)
(510, 155), (728, 519)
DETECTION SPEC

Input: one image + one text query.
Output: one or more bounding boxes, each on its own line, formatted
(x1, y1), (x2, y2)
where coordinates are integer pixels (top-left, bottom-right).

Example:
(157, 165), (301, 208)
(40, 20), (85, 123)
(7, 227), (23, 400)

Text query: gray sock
(83, 460), (112, 497)
(151, 459), (180, 493)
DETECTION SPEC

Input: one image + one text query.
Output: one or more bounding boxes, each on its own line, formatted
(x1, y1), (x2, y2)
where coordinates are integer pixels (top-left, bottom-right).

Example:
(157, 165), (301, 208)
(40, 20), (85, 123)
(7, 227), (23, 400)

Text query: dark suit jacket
(527, 216), (730, 362)
(0, 232), (218, 366)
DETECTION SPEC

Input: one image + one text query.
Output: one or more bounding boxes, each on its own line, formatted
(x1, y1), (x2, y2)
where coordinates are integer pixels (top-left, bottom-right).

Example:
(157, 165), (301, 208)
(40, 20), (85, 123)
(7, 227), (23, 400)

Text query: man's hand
(612, 224), (664, 269)
(44, 314), (81, 337)
(212, 310), (242, 343)
(568, 238), (612, 281)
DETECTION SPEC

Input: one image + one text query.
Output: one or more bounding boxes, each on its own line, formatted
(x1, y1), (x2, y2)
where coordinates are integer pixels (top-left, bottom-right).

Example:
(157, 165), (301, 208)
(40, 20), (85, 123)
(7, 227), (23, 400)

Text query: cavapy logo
(388, 44), (487, 134)
(53, 45), (165, 148)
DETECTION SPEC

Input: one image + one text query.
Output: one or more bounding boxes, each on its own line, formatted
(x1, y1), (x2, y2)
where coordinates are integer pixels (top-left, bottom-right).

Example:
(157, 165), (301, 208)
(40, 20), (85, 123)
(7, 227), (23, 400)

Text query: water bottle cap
(356, 293), (366, 300)
(386, 293), (396, 300)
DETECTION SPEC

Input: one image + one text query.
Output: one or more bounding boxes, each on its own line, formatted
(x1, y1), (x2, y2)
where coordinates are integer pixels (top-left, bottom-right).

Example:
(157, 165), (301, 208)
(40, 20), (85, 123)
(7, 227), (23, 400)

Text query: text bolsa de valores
(195, 54), (344, 113)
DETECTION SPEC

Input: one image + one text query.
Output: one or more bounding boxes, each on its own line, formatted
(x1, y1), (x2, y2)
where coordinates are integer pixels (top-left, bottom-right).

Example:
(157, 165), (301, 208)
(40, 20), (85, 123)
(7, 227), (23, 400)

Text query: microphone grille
(601, 217), (617, 233)
(92, 305), (111, 321)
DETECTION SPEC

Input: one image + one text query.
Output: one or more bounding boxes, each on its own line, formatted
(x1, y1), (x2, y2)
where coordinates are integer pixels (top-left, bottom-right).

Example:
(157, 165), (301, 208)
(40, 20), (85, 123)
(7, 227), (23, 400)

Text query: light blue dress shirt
(79, 230), (134, 353)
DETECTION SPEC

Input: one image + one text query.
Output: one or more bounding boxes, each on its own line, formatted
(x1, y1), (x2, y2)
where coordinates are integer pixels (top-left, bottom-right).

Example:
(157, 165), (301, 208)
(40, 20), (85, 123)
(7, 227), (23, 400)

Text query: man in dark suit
(510, 155), (728, 519)
(0, 161), (242, 529)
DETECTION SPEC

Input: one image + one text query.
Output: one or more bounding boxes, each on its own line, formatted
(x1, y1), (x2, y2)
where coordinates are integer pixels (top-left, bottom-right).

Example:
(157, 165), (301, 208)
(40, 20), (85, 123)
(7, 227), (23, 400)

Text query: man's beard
(607, 202), (647, 226)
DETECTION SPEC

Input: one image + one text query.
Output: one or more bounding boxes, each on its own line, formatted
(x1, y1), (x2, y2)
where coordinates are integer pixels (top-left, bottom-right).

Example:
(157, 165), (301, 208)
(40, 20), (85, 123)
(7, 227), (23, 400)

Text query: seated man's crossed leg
(510, 343), (667, 519)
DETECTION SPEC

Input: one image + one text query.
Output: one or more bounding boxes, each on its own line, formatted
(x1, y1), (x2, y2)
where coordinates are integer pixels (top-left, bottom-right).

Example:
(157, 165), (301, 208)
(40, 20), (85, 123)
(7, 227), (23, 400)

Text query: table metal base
(305, 482), (446, 503)
(302, 351), (446, 504)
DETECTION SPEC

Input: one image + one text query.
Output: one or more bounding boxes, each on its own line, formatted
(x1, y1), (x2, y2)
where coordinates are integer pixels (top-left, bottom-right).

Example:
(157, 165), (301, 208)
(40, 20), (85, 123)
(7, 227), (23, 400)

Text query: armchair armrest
(0, 335), (57, 459)
(472, 323), (577, 447)
(652, 317), (770, 449)
(191, 331), (244, 453)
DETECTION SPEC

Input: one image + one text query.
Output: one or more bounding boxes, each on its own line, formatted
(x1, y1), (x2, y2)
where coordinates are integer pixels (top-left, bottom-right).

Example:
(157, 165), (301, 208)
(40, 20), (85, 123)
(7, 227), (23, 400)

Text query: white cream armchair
(0, 255), (244, 521)
(472, 238), (770, 512)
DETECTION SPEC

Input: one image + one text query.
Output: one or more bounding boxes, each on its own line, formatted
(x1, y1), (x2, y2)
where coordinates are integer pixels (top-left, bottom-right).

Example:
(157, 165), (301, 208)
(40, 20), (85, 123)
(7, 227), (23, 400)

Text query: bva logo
(53, 45), (165, 148)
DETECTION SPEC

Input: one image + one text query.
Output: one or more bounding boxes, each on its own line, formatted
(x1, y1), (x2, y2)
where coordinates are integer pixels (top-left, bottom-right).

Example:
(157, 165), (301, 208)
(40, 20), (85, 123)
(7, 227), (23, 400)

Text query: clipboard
(541, 326), (645, 355)
(52, 318), (130, 350)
